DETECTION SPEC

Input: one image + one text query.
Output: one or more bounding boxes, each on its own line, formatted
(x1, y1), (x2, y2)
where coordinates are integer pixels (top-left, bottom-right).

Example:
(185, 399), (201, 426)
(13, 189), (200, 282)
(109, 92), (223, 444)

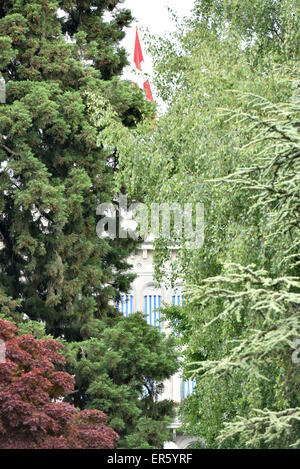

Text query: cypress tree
(0, 0), (152, 340)
(0, 1), (179, 448)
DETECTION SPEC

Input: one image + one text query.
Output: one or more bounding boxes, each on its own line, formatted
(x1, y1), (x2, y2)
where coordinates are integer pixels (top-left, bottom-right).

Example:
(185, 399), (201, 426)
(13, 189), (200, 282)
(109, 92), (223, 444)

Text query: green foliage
(0, 0), (153, 340)
(0, 0), (176, 449)
(107, 0), (300, 448)
(64, 313), (179, 449)
(193, 0), (300, 60)
(184, 95), (300, 448)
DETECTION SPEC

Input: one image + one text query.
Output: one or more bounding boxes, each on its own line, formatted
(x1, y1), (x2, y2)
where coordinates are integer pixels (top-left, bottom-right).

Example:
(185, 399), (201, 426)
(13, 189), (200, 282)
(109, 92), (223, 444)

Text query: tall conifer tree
(0, 0), (152, 340)
(0, 1), (179, 448)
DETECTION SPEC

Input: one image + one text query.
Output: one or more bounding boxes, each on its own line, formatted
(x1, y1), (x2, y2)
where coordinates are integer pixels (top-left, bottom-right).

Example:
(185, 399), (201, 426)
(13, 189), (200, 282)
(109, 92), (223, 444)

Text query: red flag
(134, 28), (144, 71)
(143, 79), (154, 102)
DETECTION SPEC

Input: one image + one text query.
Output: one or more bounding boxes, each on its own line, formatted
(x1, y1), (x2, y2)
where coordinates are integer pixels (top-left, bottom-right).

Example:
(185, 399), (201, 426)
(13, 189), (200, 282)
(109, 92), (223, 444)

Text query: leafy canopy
(97, 0), (300, 448)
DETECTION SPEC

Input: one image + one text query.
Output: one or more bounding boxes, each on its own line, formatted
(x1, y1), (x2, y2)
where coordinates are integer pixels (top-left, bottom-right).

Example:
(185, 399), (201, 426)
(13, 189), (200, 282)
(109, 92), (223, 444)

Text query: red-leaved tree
(0, 318), (119, 449)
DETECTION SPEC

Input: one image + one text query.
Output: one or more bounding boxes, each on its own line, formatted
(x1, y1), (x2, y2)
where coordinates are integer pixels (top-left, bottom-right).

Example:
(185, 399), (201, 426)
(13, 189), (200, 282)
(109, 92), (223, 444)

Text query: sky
(120, 0), (195, 105)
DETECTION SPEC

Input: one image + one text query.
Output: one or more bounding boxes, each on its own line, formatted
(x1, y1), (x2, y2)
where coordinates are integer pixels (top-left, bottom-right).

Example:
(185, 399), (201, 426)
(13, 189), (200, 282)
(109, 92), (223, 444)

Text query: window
(172, 285), (184, 306)
(117, 294), (134, 317)
(144, 286), (161, 328)
(182, 379), (196, 399)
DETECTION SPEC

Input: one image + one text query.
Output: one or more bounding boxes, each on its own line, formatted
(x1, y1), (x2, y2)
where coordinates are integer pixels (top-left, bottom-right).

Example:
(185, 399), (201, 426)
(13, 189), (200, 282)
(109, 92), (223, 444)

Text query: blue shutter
(117, 295), (134, 317)
(182, 379), (196, 399)
(172, 294), (182, 306)
(144, 295), (161, 328)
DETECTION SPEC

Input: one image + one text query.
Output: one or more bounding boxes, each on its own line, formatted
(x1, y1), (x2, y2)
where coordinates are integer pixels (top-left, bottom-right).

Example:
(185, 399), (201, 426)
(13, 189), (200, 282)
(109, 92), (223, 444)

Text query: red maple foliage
(0, 318), (119, 449)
